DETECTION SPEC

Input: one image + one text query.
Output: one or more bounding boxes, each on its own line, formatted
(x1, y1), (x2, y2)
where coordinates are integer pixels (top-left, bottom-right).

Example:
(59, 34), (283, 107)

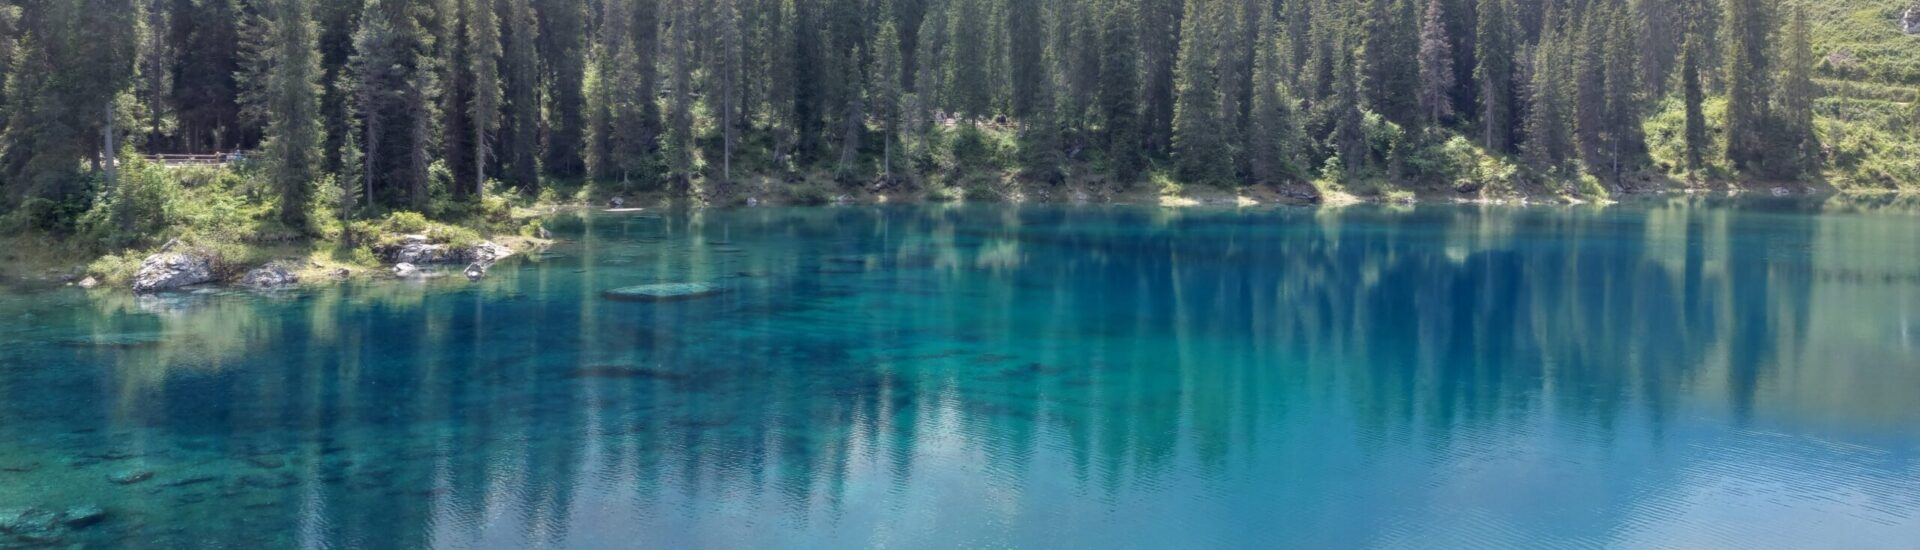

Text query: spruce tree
(1473, 0), (1514, 153)
(872, 15), (905, 182)
(1171, 0), (1230, 185)
(1417, 0), (1455, 128)
(1363, 0), (1420, 129)
(1249, 10), (1305, 186)
(664, 0), (694, 190)
(171, 0), (248, 153)
(469, 0), (501, 196)
(1523, 6), (1573, 175)
(1681, 32), (1708, 181)
(256, 0), (323, 228)
(439, 0), (475, 196)
(713, 0), (744, 184)
(949, 0), (991, 120)
(1099, 0), (1145, 182)
(539, 0), (587, 179)
(1574, 6), (1608, 174)
(1332, 47), (1370, 177)
(501, 0), (541, 190)
(1140, 0), (1181, 153)
(1772, 5), (1818, 178)
(352, 0), (434, 209)
(1602, 2), (1647, 184)
(1007, 0), (1045, 120)
(1723, 0), (1772, 170)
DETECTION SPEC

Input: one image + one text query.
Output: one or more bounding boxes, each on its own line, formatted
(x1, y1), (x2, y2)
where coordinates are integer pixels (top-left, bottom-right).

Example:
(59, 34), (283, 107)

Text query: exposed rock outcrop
(238, 263), (299, 289)
(1905, 3), (1920, 34)
(132, 253), (214, 293)
(378, 235), (515, 265)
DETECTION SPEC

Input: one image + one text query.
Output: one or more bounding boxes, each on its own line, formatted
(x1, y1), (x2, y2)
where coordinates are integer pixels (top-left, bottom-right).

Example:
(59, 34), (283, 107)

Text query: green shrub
(383, 211), (430, 234)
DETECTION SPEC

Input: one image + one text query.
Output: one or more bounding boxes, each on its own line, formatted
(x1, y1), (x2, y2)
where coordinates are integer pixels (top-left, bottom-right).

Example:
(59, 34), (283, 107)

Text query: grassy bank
(0, 158), (553, 289)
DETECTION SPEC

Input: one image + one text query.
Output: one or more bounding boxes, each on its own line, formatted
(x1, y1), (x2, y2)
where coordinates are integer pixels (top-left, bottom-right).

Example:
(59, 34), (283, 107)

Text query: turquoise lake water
(2, 202), (1918, 548)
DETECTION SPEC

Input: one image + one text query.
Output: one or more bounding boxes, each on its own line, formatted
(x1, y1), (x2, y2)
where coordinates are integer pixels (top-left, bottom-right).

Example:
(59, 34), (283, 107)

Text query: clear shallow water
(2, 202), (1919, 548)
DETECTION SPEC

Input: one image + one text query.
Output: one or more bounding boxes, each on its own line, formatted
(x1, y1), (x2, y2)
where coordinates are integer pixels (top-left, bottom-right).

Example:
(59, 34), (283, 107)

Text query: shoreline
(6, 184), (1913, 295)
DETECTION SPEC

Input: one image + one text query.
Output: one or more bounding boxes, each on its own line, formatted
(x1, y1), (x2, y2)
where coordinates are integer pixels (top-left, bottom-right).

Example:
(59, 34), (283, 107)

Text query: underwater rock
(132, 252), (215, 293)
(246, 455), (286, 469)
(391, 263), (420, 277)
(0, 461), (40, 473)
(0, 507), (57, 534)
(60, 505), (105, 529)
(601, 282), (726, 302)
(463, 262), (489, 280)
(55, 334), (166, 350)
(239, 472), (298, 489)
(571, 365), (690, 381)
(107, 469), (154, 485)
(162, 474), (221, 487)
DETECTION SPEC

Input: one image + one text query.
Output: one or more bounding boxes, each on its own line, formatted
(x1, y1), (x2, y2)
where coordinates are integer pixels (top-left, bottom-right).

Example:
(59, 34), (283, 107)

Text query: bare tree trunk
(103, 103), (118, 188)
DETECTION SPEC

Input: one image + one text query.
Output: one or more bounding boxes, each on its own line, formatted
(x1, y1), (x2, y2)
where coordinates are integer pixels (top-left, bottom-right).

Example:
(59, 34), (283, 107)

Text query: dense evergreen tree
(0, 0), (1879, 236)
(664, 0), (694, 188)
(1138, 0), (1181, 153)
(1331, 46), (1369, 175)
(352, 0), (434, 210)
(171, 0), (248, 153)
(1417, 0), (1455, 128)
(1171, 0), (1230, 185)
(1, 0), (139, 207)
(1771, 5), (1817, 178)
(1098, 0), (1144, 181)
(1601, 2), (1647, 183)
(500, 0), (539, 190)
(1524, 5), (1573, 175)
(1473, 0), (1515, 153)
(1248, 9), (1304, 186)
(948, 0), (991, 119)
(467, 0), (500, 196)
(871, 14), (905, 182)
(253, 0), (323, 227)
(1681, 30), (1707, 181)
(1006, 0), (1045, 120)
(538, 0), (586, 179)
(1723, 0), (1771, 170)
(1362, 0), (1420, 129)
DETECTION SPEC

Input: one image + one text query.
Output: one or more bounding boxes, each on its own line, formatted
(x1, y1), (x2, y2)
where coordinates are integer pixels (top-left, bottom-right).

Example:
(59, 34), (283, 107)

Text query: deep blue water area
(2, 203), (1917, 548)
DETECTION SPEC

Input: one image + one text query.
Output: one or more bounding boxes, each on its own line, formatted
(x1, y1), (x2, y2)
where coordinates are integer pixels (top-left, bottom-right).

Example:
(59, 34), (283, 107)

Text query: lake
(2, 202), (1917, 548)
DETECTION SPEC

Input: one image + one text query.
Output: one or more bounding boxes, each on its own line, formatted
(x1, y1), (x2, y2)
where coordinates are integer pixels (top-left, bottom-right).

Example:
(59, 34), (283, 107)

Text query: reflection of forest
(4, 200), (1916, 546)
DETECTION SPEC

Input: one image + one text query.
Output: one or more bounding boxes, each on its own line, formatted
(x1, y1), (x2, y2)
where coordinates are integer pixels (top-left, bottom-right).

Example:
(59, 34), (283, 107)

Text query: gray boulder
(239, 263), (299, 289)
(132, 252), (214, 293)
(391, 263), (421, 277)
(77, 276), (99, 289)
(380, 235), (514, 265)
(468, 241), (515, 263)
(1906, 3), (1920, 34)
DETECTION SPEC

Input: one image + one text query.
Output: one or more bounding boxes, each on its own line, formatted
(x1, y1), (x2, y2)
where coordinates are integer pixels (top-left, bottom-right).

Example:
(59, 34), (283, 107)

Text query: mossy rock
(601, 282), (726, 302)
